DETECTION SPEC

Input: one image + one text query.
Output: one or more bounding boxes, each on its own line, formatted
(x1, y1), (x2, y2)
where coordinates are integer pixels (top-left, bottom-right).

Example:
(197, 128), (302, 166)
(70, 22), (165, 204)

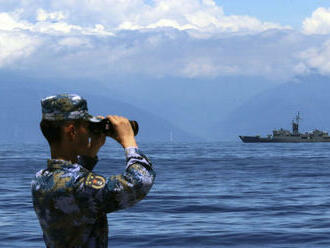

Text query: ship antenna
(292, 112), (301, 135)
(296, 112), (301, 124)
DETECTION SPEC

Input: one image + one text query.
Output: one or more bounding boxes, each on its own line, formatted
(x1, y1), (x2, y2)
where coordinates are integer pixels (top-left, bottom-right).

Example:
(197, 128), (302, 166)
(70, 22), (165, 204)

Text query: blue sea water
(1, 142), (330, 247)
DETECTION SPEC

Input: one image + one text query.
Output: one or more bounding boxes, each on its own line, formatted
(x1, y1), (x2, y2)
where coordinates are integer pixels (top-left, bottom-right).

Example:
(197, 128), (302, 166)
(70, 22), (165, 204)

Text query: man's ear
(63, 123), (76, 140)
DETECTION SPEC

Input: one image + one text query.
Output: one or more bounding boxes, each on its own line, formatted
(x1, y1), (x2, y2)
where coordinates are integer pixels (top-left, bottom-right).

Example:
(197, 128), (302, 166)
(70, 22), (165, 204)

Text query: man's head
(40, 94), (100, 148)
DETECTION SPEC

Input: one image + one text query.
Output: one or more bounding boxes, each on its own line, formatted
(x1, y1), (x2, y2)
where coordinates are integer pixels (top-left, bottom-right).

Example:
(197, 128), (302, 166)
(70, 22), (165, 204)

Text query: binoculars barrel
(129, 120), (139, 136)
(105, 120), (139, 136)
(89, 119), (139, 136)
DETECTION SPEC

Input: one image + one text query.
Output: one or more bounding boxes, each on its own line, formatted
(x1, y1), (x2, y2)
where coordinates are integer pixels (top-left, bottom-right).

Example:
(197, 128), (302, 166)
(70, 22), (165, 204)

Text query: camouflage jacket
(31, 148), (155, 248)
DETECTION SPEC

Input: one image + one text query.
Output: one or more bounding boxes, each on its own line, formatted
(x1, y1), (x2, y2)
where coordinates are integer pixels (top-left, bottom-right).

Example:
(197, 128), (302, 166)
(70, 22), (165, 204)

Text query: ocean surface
(1, 141), (330, 247)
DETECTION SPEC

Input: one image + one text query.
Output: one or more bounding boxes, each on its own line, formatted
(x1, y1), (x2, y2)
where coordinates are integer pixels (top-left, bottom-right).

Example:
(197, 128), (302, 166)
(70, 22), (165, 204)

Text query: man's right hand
(107, 115), (138, 148)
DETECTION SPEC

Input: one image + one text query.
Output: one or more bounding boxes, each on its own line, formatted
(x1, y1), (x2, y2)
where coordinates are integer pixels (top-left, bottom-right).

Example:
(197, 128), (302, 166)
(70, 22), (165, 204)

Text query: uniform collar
(47, 159), (74, 169)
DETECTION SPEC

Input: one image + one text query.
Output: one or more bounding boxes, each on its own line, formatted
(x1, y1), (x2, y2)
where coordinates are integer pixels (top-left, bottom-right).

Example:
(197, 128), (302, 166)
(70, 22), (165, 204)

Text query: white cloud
(0, 31), (40, 66)
(58, 37), (90, 47)
(0, 26), (312, 80)
(0, 1), (322, 80)
(303, 7), (330, 35)
(182, 58), (238, 78)
(0, 9), (114, 36)
(216, 15), (286, 33)
(293, 62), (310, 75)
(111, 0), (290, 34)
(0, 0), (292, 74)
(298, 40), (330, 74)
(33, 30), (306, 80)
(33, 21), (82, 34)
(36, 8), (66, 22)
(0, 0), (290, 35)
(0, 8), (114, 68)
(0, 11), (31, 31)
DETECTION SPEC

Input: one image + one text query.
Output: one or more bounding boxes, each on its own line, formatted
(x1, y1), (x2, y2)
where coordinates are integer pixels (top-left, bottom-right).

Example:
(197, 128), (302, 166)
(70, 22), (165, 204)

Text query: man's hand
(107, 115), (138, 148)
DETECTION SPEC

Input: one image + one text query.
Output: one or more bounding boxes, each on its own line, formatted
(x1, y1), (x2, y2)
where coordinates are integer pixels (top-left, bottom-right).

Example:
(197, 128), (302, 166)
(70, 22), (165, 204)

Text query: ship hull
(239, 136), (330, 143)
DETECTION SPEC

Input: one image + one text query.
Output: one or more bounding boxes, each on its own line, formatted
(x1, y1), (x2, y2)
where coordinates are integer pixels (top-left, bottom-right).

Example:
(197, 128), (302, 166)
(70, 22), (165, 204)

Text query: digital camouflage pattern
(31, 148), (155, 248)
(41, 94), (100, 122)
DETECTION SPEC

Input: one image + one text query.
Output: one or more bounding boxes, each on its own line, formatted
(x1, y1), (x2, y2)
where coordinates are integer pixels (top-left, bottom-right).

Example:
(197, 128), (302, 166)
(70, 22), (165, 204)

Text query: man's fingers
(106, 115), (115, 123)
(107, 115), (125, 124)
(105, 114), (136, 148)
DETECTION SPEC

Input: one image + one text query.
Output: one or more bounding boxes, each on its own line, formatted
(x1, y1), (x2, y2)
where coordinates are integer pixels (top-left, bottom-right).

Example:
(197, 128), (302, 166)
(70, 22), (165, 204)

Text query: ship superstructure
(239, 113), (330, 143)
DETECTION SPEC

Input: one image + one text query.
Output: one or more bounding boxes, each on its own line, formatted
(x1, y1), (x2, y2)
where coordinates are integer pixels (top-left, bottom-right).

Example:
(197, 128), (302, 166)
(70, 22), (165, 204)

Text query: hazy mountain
(213, 74), (330, 141)
(0, 75), (199, 144)
(0, 71), (278, 143)
(103, 75), (276, 137)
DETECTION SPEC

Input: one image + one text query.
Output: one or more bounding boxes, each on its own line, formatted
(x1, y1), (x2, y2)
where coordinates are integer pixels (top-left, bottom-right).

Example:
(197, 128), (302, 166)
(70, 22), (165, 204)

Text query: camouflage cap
(41, 94), (100, 122)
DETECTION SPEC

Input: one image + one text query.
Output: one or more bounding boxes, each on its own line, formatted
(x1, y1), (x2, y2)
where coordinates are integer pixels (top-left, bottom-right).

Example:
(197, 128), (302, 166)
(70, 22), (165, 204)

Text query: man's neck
(50, 143), (78, 163)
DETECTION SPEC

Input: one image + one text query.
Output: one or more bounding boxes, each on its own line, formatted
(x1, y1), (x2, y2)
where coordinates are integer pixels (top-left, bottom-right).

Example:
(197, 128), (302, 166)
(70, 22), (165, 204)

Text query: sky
(2, 0), (330, 83)
(215, 0), (330, 29)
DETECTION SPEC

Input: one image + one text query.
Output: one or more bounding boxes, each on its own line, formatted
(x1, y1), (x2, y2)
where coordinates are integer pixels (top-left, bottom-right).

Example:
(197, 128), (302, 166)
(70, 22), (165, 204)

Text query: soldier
(31, 94), (156, 248)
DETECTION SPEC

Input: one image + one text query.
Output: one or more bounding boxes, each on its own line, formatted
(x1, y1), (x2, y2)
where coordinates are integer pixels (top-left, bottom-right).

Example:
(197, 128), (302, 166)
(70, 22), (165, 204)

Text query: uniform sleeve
(81, 148), (155, 213)
(77, 155), (98, 171)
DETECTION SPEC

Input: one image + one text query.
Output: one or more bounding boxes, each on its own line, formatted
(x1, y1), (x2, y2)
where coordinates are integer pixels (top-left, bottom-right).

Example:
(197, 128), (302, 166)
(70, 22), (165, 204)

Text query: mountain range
(1, 72), (330, 143)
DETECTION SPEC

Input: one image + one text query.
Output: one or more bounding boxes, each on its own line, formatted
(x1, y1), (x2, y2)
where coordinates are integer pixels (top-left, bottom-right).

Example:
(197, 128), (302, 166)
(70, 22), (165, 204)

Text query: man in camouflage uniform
(31, 94), (155, 248)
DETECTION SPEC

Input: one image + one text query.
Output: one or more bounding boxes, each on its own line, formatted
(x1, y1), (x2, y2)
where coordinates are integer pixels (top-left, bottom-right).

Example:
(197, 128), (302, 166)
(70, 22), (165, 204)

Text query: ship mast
(292, 112), (301, 136)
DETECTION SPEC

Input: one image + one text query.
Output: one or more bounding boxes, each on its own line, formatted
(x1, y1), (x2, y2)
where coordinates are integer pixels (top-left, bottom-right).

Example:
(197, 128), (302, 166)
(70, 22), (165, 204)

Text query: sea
(1, 141), (330, 248)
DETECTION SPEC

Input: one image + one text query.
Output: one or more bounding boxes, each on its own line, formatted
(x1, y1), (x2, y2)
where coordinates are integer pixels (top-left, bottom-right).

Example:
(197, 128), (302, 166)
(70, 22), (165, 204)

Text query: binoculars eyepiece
(88, 119), (139, 136)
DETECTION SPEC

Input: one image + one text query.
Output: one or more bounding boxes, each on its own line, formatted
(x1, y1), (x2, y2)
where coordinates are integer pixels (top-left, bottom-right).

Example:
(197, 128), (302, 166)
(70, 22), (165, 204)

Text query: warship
(239, 113), (330, 143)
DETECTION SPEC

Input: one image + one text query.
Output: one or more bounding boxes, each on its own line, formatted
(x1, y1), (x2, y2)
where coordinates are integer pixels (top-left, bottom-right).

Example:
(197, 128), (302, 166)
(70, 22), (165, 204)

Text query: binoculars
(88, 119), (139, 136)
